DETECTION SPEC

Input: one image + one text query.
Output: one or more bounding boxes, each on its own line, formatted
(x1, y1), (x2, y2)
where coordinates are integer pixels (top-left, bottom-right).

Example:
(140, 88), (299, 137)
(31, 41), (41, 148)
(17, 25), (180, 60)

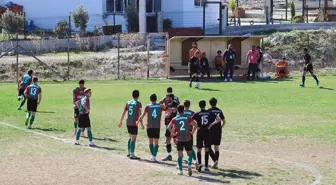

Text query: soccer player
(191, 100), (221, 172)
(137, 94), (166, 162)
(75, 88), (95, 147)
(207, 97), (226, 169)
(223, 44), (237, 82)
(162, 94), (178, 161)
(189, 51), (201, 88)
(24, 76), (42, 129)
(300, 48), (319, 87)
(72, 80), (86, 137)
(18, 70), (33, 110)
(183, 100), (197, 166)
(160, 87), (180, 105)
(167, 105), (197, 176)
(189, 42), (201, 60)
(119, 90), (144, 160)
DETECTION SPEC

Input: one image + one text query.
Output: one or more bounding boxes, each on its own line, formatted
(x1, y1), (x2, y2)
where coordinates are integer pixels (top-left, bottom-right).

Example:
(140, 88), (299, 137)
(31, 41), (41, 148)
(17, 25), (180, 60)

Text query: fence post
(147, 34), (150, 79)
(117, 34), (120, 80)
(16, 33), (19, 83)
(67, 14), (71, 81)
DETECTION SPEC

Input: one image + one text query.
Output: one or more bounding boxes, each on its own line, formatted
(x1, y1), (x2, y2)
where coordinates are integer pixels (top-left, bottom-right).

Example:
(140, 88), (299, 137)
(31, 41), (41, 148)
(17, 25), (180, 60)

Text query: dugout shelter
(165, 36), (264, 78)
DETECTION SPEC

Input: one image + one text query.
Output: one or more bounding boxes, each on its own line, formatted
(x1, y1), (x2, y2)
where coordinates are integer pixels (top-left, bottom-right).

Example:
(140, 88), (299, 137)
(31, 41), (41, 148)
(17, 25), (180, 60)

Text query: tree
(72, 5), (90, 35)
(163, 19), (173, 29)
(290, 0), (295, 20)
(0, 9), (24, 34)
(229, 0), (237, 11)
(54, 20), (69, 38)
(124, 5), (139, 32)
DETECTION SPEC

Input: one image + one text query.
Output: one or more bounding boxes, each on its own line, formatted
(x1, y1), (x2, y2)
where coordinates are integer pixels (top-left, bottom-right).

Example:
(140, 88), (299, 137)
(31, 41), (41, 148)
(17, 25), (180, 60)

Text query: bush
(54, 20), (68, 38)
(290, 0), (295, 22)
(102, 25), (122, 35)
(163, 19), (173, 29)
(0, 9), (24, 33)
(124, 5), (139, 32)
(292, 15), (305, 23)
(72, 5), (90, 35)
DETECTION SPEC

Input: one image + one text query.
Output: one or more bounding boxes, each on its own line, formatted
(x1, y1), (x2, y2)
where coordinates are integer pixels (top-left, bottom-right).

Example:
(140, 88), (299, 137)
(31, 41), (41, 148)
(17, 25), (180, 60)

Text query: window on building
(194, 0), (203, 7)
(106, 0), (124, 13)
(154, 0), (161, 11)
(146, 0), (161, 12)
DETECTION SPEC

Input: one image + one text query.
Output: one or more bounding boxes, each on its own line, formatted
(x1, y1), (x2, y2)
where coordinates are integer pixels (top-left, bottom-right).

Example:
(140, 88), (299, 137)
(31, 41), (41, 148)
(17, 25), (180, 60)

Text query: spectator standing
(223, 44), (236, 82)
(246, 45), (260, 81)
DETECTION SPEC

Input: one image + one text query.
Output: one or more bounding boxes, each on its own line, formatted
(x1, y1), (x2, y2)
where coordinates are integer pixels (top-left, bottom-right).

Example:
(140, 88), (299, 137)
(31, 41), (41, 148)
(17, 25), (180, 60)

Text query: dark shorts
(304, 64), (313, 73)
(147, 128), (160, 139)
(196, 131), (212, 149)
(74, 108), (79, 118)
(190, 69), (200, 77)
(78, 114), (91, 128)
(27, 98), (38, 112)
(211, 127), (222, 146)
(18, 88), (25, 96)
(177, 141), (193, 151)
(127, 125), (138, 135)
(215, 64), (223, 71)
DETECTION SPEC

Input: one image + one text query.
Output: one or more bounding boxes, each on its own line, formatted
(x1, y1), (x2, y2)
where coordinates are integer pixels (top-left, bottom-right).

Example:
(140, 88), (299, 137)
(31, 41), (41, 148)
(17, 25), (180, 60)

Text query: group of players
(118, 87), (226, 176)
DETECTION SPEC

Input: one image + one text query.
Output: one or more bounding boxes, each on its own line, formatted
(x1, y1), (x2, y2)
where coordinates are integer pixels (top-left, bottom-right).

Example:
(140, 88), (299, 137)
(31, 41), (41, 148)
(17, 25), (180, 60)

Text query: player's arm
(246, 51), (250, 64)
(188, 58), (191, 74)
(119, 104), (128, 127)
(82, 99), (89, 113)
(223, 50), (227, 64)
(190, 118), (198, 135)
(208, 114), (221, 130)
(305, 55), (313, 67)
(137, 106), (148, 122)
(160, 104), (167, 111)
(37, 88), (42, 104)
(24, 86), (29, 98)
(72, 90), (77, 107)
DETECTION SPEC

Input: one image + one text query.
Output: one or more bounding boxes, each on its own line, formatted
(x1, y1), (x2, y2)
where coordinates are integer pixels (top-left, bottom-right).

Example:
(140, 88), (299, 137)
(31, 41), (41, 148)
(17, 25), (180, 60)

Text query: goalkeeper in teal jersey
(137, 94), (166, 162)
(119, 90), (144, 160)
(18, 70), (33, 110)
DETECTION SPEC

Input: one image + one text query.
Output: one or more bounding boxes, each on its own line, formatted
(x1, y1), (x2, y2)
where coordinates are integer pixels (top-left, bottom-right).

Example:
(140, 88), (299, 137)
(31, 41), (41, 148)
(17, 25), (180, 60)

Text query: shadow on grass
(92, 137), (118, 142)
(215, 168), (263, 179)
(24, 110), (56, 113)
(169, 76), (293, 84)
(95, 145), (121, 151)
(32, 127), (66, 132)
(197, 88), (222, 92)
(319, 86), (335, 91)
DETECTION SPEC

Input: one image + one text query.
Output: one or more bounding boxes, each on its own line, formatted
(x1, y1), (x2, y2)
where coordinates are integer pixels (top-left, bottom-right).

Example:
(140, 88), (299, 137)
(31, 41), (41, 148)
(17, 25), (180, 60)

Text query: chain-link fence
(0, 32), (168, 82)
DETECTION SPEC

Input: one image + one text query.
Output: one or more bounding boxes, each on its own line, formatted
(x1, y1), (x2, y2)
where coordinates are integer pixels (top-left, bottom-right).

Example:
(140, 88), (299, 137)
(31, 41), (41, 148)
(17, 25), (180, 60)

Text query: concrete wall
(162, 0), (220, 28)
(168, 38), (182, 67)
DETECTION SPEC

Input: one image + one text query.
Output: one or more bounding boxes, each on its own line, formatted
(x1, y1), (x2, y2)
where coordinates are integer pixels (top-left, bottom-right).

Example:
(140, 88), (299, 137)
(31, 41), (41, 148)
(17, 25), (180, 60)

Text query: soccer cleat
(129, 155), (140, 160)
(189, 82), (192, 88)
(18, 107), (22, 110)
(299, 84), (305, 87)
(204, 167), (210, 172)
(224, 78), (228, 82)
(151, 157), (157, 162)
(188, 167), (192, 176)
(198, 164), (203, 173)
(162, 155), (172, 161)
(212, 161), (219, 169)
(75, 142), (80, 145)
(317, 81), (320, 87)
(27, 125), (32, 129)
(230, 78), (233, 82)
(194, 162), (199, 171)
(127, 154), (130, 158)
(89, 143), (96, 147)
(177, 170), (183, 175)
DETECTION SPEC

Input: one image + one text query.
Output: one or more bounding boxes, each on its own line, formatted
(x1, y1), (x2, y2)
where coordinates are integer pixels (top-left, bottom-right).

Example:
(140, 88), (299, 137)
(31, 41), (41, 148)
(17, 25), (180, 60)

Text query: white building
(0, 0), (221, 32)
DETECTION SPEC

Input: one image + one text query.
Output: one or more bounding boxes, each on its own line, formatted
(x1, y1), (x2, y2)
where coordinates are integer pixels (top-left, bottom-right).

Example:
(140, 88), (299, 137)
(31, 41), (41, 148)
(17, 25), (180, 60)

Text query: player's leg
(247, 64), (252, 80)
(212, 129), (222, 169)
(27, 99), (37, 129)
(75, 127), (84, 145)
(176, 142), (184, 175)
(25, 99), (32, 126)
(195, 73), (200, 88)
(153, 130), (160, 161)
(196, 133), (203, 172)
(127, 133), (131, 157)
(309, 70), (319, 86)
(300, 70), (307, 87)
(189, 73), (195, 88)
(251, 64), (257, 81)
(73, 108), (79, 136)
(18, 89), (26, 110)
(163, 122), (172, 161)
(129, 126), (139, 159)
(147, 129), (154, 159)
(204, 134), (211, 172)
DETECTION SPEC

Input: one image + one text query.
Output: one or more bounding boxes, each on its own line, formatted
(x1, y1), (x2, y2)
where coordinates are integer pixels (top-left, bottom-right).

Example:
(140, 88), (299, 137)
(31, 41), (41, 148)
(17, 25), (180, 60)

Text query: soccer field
(0, 77), (336, 185)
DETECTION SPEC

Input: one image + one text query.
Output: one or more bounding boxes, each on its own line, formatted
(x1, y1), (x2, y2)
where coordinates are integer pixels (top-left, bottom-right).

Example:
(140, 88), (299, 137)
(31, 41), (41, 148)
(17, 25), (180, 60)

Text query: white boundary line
(0, 121), (322, 185)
